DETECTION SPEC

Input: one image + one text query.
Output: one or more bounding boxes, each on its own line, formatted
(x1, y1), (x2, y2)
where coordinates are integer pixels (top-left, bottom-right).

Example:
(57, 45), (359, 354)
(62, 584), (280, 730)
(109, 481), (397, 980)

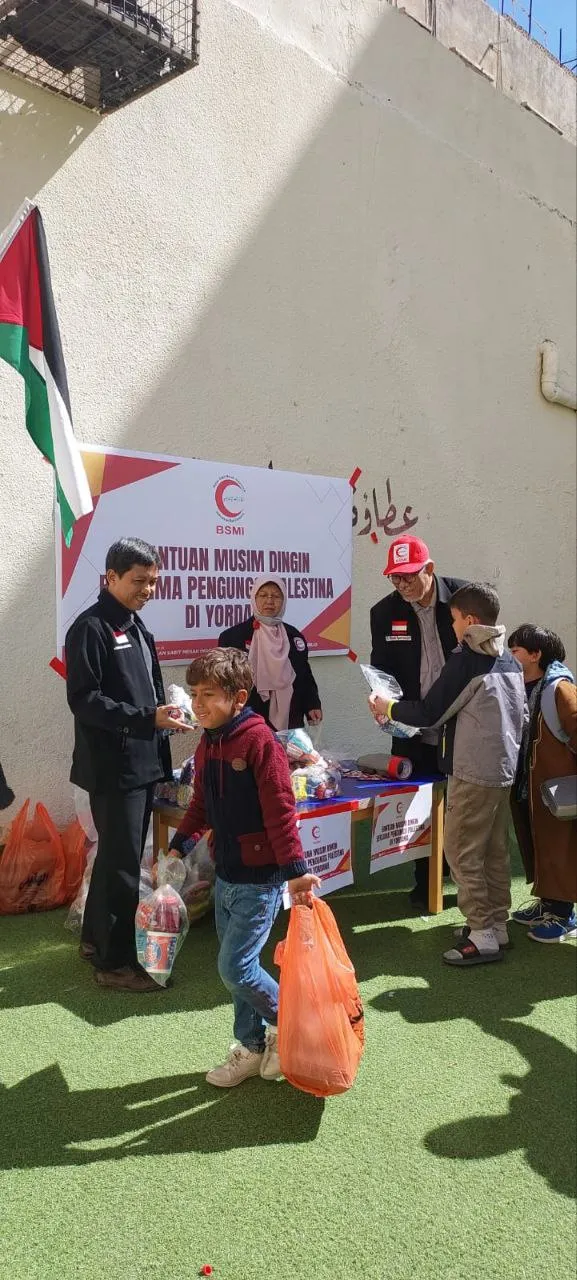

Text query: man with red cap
(370, 536), (468, 907)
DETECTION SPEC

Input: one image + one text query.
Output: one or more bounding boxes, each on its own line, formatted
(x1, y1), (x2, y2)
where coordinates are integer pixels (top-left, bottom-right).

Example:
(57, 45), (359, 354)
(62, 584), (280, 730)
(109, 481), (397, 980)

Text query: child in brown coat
(509, 624), (577, 943)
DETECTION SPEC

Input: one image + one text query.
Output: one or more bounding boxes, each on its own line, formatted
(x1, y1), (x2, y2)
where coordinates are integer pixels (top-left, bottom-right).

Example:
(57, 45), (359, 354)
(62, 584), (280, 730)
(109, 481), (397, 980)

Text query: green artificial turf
(0, 834), (575, 1280)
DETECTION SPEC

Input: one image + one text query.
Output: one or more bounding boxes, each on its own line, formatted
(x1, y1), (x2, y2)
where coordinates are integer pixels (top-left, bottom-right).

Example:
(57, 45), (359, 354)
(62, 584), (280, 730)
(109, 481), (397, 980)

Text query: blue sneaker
(528, 914), (577, 944)
(511, 900), (545, 926)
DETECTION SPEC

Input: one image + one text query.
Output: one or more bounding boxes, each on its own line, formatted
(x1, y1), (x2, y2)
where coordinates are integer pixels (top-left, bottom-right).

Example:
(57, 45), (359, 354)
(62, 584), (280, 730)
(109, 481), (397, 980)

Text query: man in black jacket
(370, 536), (467, 907)
(65, 537), (193, 991)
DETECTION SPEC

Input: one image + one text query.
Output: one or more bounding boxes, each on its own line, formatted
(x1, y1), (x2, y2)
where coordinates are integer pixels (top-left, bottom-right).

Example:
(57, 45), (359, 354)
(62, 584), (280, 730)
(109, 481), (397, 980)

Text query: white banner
(56, 446), (352, 662)
(370, 785), (433, 873)
(299, 810), (354, 897)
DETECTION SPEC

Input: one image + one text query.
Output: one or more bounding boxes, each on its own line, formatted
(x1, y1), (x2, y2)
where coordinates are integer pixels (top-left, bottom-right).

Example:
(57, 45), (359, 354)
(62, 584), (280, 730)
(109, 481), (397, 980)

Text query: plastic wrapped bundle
(167, 684), (197, 727)
(135, 854), (189, 986)
(276, 729), (321, 767)
(291, 761), (342, 802)
(360, 665), (420, 739)
(154, 776), (180, 805)
(277, 729), (341, 802)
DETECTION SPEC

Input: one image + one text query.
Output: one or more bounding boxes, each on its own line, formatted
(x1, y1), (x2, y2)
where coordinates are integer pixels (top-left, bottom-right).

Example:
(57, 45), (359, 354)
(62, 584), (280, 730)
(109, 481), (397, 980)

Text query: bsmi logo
(214, 476), (246, 536)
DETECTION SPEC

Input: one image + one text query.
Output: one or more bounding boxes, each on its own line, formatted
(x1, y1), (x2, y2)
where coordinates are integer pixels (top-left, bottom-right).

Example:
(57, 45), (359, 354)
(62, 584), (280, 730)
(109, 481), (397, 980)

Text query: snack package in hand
(167, 684), (197, 726)
(136, 853), (189, 986)
(177, 756), (195, 809)
(360, 665), (420, 739)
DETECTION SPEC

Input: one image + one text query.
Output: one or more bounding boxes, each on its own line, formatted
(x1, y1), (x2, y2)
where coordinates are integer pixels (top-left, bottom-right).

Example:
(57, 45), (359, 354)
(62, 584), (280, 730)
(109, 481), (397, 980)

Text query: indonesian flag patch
(113, 630), (131, 648)
(391, 620), (408, 635)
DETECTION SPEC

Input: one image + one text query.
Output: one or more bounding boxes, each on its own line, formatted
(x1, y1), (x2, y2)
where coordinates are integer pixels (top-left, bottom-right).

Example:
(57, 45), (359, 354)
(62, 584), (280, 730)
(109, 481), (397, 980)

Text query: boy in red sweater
(170, 648), (319, 1087)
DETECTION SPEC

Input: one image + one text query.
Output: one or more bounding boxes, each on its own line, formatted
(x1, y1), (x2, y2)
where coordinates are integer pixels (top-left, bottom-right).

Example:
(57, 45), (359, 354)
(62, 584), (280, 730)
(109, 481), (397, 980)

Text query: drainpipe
(539, 340), (577, 411)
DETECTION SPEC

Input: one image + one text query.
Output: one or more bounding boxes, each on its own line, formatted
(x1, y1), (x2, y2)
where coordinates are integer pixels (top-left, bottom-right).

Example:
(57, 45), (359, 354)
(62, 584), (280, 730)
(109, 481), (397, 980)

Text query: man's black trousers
(83, 785), (155, 970)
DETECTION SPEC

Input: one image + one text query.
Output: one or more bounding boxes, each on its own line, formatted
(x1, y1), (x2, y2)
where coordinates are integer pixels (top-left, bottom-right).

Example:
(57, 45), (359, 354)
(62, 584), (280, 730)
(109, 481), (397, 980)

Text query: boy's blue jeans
(214, 877), (284, 1053)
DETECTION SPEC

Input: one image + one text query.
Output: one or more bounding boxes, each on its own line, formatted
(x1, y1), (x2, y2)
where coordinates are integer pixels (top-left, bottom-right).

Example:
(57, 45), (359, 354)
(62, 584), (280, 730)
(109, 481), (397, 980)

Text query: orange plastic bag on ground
(0, 801), (67, 914)
(61, 819), (88, 902)
(274, 896), (365, 1097)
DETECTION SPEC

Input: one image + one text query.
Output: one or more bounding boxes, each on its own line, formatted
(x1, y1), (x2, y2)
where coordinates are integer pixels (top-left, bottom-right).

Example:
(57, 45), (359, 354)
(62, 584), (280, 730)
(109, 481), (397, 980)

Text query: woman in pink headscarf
(219, 575), (322, 731)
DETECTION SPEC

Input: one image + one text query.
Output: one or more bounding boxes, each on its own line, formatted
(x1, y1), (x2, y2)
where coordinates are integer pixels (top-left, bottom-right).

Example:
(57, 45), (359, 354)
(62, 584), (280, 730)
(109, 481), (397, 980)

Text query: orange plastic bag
(274, 897), (365, 1097)
(0, 801), (67, 914)
(61, 819), (89, 902)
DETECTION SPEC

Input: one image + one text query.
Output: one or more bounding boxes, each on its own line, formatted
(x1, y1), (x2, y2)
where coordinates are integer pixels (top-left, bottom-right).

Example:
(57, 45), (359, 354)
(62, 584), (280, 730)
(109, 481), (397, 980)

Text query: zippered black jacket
(65, 590), (172, 792)
(370, 576), (467, 698)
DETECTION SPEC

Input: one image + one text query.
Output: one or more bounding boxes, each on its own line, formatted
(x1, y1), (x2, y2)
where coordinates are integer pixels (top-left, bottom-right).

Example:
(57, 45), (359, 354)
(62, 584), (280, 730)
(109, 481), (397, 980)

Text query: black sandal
(443, 938), (504, 967)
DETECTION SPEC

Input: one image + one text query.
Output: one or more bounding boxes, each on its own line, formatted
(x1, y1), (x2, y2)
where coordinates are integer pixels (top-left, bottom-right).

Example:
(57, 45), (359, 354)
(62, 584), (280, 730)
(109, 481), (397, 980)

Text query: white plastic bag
(181, 833), (215, 923)
(64, 844), (97, 934)
(72, 786), (97, 844)
(64, 789), (97, 933)
(360, 664), (420, 739)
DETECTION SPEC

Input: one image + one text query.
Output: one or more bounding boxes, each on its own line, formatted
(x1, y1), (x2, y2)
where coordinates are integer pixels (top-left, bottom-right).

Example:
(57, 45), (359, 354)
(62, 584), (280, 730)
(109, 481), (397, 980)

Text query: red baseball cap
(383, 536), (431, 576)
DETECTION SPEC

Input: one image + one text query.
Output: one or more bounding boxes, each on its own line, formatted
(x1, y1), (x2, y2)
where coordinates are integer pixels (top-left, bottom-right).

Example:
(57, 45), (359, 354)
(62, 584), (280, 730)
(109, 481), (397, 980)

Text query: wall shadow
(0, 72), (96, 225)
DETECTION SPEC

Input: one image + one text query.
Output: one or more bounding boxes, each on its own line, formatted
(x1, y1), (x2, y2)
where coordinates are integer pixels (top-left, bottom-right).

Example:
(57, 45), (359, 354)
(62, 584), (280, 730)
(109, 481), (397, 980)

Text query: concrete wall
(0, 0), (575, 820)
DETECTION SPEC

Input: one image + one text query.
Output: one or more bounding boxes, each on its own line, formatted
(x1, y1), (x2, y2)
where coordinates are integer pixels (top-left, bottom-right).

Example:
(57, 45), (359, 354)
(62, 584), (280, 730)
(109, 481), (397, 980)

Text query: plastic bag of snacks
(360, 665), (420, 739)
(180, 833), (215, 923)
(167, 684), (197, 727)
(291, 761), (342, 802)
(135, 853), (189, 986)
(276, 728), (321, 767)
(276, 730), (341, 802)
(154, 774), (180, 805)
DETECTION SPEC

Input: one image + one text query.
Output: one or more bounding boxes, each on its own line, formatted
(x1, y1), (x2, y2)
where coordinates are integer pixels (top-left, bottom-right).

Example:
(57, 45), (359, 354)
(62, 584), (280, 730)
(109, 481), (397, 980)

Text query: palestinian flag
(0, 199), (92, 544)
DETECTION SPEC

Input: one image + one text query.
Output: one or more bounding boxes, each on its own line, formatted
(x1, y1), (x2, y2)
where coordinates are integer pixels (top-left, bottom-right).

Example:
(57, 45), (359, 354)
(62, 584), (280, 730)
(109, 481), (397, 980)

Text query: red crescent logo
(312, 825), (321, 841)
(215, 478), (243, 520)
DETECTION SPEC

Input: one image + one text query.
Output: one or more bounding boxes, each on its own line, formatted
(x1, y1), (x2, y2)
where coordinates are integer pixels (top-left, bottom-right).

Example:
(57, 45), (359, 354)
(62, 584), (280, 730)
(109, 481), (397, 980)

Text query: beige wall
(0, 0), (575, 820)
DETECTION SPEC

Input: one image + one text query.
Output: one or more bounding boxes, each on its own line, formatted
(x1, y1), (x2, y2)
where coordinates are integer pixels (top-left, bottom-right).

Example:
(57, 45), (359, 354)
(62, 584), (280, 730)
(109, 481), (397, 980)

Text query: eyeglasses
(390, 571), (423, 586)
(257, 590), (283, 601)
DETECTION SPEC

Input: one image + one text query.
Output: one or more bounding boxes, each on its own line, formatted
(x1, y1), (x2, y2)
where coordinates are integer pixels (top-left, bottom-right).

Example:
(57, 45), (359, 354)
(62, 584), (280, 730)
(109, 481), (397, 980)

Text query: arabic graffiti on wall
(352, 475), (419, 543)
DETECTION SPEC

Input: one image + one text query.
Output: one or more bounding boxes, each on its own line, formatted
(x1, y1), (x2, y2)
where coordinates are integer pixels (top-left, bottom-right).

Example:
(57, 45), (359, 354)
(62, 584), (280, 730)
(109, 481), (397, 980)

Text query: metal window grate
(0, 0), (199, 112)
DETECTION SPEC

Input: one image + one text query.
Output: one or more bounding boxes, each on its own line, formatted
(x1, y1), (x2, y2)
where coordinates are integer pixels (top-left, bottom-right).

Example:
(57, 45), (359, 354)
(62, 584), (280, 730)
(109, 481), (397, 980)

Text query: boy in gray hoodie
(369, 583), (525, 966)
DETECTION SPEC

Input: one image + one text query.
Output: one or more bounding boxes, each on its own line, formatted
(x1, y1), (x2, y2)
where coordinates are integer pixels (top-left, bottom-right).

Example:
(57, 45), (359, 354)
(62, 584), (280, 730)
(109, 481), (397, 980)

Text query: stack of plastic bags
(276, 729), (341, 802)
(1, 796), (88, 915)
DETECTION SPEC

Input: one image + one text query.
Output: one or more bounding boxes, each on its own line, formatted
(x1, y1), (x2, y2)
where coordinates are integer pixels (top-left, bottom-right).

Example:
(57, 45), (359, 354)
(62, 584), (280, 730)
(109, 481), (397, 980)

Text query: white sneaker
(454, 924), (510, 949)
(206, 1044), (263, 1088)
(260, 1027), (282, 1081)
